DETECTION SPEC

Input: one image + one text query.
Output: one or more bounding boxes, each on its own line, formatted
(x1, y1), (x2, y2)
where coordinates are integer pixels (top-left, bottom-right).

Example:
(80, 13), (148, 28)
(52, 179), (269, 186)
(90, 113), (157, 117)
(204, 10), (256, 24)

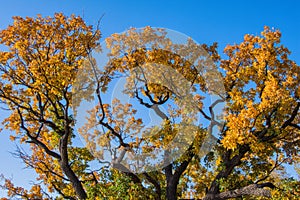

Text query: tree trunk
(60, 161), (87, 199)
(166, 177), (178, 200)
(59, 128), (87, 199)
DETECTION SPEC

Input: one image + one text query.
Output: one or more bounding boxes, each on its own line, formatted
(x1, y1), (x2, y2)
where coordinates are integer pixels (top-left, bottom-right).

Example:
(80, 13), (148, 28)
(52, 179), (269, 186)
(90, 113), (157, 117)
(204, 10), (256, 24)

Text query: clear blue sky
(0, 0), (299, 197)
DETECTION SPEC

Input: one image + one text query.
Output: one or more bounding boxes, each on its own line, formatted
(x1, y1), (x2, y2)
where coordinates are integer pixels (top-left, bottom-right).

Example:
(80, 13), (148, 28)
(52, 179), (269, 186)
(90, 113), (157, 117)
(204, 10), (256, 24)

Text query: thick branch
(143, 172), (162, 200)
(204, 183), (274, 200)
(112, 162), (141, 184)
(207, 145), (250, 195)
(282, 102), (300, 129)
(58, 102), (87, 199)
(173, 145), (195, 182)
(17, 108), (61, 159)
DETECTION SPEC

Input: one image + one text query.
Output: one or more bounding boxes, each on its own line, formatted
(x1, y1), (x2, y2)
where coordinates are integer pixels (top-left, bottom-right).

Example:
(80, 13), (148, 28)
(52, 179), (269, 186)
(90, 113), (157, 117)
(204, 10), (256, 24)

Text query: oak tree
(0, 13), (299, 200)
(0, 13), (100, 199)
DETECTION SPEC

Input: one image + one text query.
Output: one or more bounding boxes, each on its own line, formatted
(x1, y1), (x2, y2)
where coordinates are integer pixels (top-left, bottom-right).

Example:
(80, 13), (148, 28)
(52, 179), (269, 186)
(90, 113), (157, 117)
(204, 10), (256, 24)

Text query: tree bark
(203, 183), (274, 200)
(165, 147), (194, 200)
(206, 145), (250, 195)
(166, 176), (178, 200)
(59, 127), (87, 199)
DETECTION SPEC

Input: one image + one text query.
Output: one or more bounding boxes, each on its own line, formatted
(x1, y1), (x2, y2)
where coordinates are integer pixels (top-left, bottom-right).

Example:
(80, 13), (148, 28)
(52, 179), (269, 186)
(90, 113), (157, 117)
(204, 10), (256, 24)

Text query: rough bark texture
(203, 183), (273, 200)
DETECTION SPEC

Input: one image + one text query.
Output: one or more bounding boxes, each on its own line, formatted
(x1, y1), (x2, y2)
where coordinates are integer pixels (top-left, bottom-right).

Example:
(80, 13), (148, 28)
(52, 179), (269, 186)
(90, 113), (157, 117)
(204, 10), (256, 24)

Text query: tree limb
(204, 183), (274, 200)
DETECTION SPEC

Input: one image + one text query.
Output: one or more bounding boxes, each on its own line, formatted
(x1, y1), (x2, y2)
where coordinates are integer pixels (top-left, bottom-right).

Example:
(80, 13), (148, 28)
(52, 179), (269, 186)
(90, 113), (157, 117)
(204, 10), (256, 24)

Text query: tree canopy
(0, 13), (299, 200)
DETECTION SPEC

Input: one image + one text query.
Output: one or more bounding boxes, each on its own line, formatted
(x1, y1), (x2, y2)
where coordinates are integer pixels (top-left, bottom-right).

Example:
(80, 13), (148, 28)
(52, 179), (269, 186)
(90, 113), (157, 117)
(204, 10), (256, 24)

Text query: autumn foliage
(0, 13), (299, 200)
